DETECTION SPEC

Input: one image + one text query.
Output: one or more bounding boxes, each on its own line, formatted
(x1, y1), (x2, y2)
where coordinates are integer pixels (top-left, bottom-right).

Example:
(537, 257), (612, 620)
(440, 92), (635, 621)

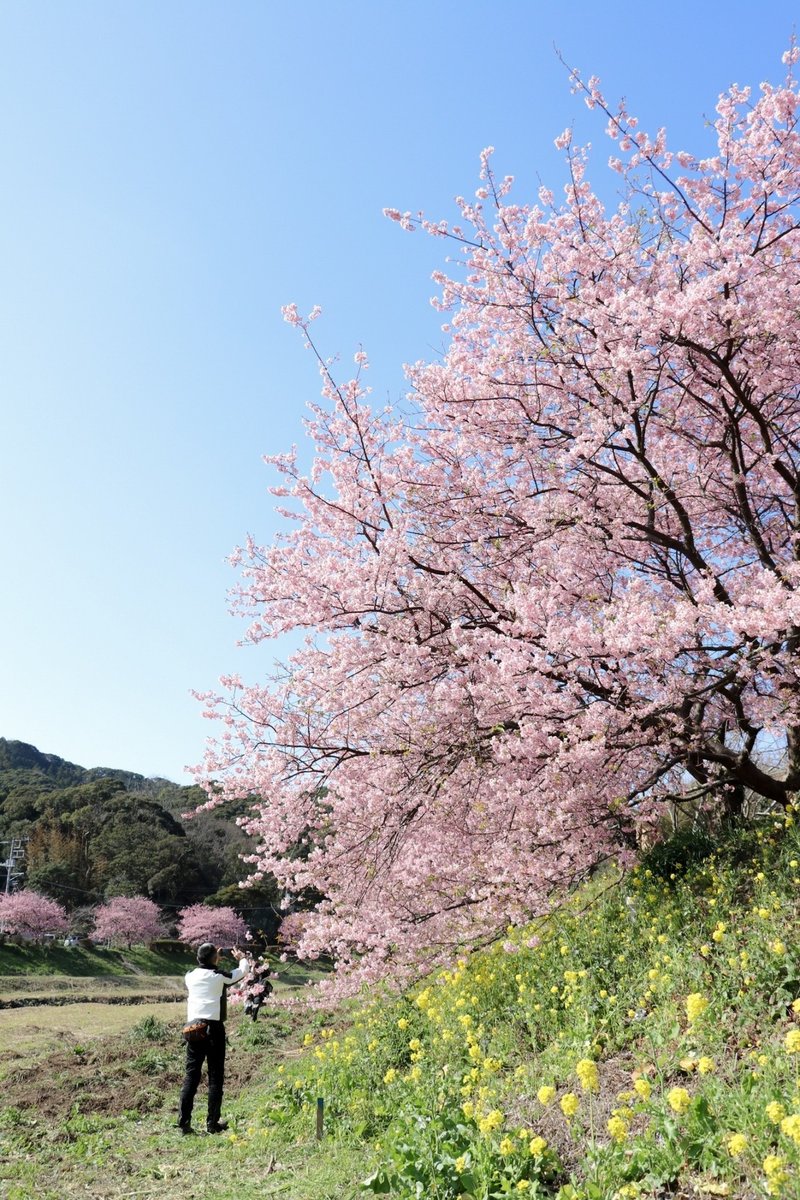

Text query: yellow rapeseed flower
(667, 1087), (691, 1114)
(383, 1068), (397, 1084)
(633, 1077), (651, 1101)
(576, 1058), (599, 1092)
(607, 1114), (629, 1142)
(785, 1030), (800, 1054)
(529, 1136), (547, 1156)
(766, 1101), (787, 1125)
(499, 1136), (514, 1155)
(727, 1132), (748, 1157)
(560, 1092), (580, 1118)
(454, 1155), (467, 1173)
(537, 1085), (556, 1106)
(478, 1109), (505, 1135)
(698, 1056), (715, 1075)
(780, 1113), (800, 1146)
(685, 992), (709, 1023)
(764, 1154), (790, 1196)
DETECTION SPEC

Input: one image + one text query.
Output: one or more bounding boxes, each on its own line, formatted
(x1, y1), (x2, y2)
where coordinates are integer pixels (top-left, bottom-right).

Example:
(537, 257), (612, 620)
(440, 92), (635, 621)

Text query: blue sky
(0, 1), (797, 781)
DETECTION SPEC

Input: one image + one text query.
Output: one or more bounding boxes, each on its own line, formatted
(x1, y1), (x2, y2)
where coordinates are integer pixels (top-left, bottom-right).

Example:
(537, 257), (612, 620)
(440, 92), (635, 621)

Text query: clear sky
(0, 1), (797, 782)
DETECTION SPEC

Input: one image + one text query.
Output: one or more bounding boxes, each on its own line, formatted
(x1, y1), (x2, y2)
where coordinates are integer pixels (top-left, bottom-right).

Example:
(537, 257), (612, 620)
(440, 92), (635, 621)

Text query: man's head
(197, 942), (219, 968)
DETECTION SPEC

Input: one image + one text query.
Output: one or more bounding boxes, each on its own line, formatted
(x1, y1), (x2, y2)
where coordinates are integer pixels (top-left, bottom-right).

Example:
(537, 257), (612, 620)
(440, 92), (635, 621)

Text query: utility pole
(1, 837), (27, 894)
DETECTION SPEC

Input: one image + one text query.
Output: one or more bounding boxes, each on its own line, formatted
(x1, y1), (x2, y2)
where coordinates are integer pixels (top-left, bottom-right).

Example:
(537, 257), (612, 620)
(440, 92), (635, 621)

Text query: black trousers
(178, 1020), (226, 1128)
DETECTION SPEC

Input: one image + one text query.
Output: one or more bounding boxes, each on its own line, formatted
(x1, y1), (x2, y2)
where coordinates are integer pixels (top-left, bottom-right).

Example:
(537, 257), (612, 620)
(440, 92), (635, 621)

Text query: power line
(1, 837), (27, 894)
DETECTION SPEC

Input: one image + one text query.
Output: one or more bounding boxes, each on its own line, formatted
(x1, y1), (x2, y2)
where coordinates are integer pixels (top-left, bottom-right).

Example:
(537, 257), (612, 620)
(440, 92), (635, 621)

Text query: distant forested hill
(0, 739), (279, 934)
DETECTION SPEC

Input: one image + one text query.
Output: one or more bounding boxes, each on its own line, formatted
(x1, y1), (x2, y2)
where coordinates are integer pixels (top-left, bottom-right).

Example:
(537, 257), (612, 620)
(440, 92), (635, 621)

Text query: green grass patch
(4, 820), (800, 1198)
(0, 942), (195, 977)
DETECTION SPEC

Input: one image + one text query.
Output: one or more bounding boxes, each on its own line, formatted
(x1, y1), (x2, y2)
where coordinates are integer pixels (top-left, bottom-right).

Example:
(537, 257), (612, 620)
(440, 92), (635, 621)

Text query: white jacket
(185, 959), (249, 1022)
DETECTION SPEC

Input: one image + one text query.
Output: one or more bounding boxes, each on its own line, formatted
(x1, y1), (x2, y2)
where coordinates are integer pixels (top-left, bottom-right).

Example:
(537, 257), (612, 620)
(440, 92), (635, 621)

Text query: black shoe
(206, 1121), (229, 1134)
(178, 1124), (195, 1136)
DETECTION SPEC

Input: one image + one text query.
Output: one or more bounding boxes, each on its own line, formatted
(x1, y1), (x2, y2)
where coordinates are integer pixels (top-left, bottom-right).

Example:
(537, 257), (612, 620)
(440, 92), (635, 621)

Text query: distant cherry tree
(92, 896), (167, 948)
(0, 890), (68, 940)
(198, 49), (800, 993)
(176, 903), (248, 948)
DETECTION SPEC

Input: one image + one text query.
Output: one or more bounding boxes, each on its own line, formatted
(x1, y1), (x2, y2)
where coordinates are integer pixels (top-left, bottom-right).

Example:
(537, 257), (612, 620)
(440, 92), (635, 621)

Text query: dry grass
(0, 973), (185, 997)
(0, 1000), (183, 1070)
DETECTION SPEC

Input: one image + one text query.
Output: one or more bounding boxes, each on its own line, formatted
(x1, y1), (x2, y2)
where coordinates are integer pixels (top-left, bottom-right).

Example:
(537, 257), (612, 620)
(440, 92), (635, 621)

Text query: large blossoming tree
(0, 890), (68, 941)
(176, 903), (249, 949)
(91, 896), (167, 948)
(199, 51), (800, 992)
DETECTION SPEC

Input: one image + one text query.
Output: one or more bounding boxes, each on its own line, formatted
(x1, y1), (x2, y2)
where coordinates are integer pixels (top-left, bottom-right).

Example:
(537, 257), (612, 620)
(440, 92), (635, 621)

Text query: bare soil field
(0, 1000), (185, 1074)
(0, 1005), (276, 1120)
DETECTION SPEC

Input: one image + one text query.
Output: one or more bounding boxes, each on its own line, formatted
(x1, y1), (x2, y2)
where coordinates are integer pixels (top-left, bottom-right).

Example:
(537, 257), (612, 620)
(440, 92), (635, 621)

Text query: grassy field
(0, 999), (365, 1200)
(0, 1000), (185, 1071)
(6, 824), (800, 1198)
(0, 942), (196, 977)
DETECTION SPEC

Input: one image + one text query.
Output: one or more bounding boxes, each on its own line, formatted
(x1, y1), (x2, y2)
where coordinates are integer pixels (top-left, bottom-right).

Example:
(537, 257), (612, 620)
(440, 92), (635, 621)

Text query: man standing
(178, 943), (249, 1135)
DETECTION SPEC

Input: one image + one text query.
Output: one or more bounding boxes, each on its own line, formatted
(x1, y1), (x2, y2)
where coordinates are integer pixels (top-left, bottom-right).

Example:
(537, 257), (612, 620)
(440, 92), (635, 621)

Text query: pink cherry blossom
(0, 890), (68, 940)
(92, 896), (167, 948)
(176, 903), (249, 948)
(198, 50), (800, 997)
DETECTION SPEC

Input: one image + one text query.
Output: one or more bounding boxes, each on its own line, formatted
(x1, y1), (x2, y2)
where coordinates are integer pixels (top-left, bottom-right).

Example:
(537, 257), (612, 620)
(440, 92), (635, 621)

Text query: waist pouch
(182, 1020), (210, 1043)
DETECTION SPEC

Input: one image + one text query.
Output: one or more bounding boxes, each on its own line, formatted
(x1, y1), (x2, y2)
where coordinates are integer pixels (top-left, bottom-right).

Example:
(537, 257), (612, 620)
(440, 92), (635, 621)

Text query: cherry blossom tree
(91, 896), (167, 948)
(198, 50), (800, 992)
(176, 903), (248, 948)
(0, 890), (68, 940)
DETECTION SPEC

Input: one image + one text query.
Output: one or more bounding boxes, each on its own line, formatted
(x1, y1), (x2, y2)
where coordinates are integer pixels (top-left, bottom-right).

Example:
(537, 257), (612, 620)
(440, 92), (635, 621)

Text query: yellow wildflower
(685, 992), (709, 1023)
(528, 1136), (547, 1156)
(397, 1018), (409, 1030)
(785, 1030), (800, 1054)
(764, 1154), (790, 1196)
(575, 1057), (599, 1093)
(462, 1101), (474, 1120)
(667, 1087), (691, 1114)
(633, 1077), (651, 1101)
(537, 1084), (556, 1106)
(607, 1114), (629, 1142)
(780, 1112), (800, 1146)
(383, 1068), (396, 1084)
(478, 1109), (504, 1134)
(697, 1056), (715, 1075)
(499, 1136), (514, 1155)
(727, 1132), (748, 1157)
(766, 1101), (787, 1125)
(560, 1092), (579, 1118)
(454, 1155), (467, 1173)
(516, 1184), (531, 1193)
